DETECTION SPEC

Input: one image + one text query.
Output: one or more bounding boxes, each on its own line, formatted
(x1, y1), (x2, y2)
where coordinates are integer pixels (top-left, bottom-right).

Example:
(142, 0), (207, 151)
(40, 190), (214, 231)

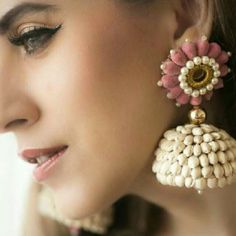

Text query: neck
(129, 158), (236, 236)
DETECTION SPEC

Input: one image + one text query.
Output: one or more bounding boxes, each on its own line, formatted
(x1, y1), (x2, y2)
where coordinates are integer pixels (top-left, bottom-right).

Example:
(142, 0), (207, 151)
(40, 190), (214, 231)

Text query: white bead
(193, 144), (202, 156)
(167, 93), (173, 99)
(202, 166), (213, 178)
(217, 151), (227, 164)
(181, 165), (191, 177)
(209, 141), (220, 152)
(186, 60), (195, 69)
(166, 175), (174, 185)
(178, 75), (187, 82)
(195, 178), (207, 190)
(201, 35), (208, 41)
(157, 81), (163, 87)
(192, 127), (203, 136)
(170, 49), (176, 55)
(192, 90), (200, 97)
(199, 154), (209, 167)
(173, 142), (185, 154)
(209, 58), (216, 66)
(193, 56), (202, 65)
(200, 88), (207, 95)
(188, 156), (200, 168)
(184, 135), (194, 145)
(191, 167), (202, 179)
(175, 175), (185, 187)
(203, 133), (213, 142)
(218, 177), (227, 188)
(211, 132), (221, 140)
(208, 152), (218, 165)
(223, 163), (232, 177)
(160, 162), (171, 175)
(180, 82), (188, 89)
(206, 84), (214, 91)
(217, 140), (227, 151)
(160, 139), (174, 152)
(181, 127), (192, 135)
(201, 142), (211, 154)
(207, 178), (218, 188)
(185, 177), (193, 188)
(194, 135), (203, 144)
(177, 154), (187, 166)
(211, 78), (219, 85)
(214, 70), (221, 77)
(181, 67), (189, 75)
(213, 64), (219, 70)
(231, 161), (236, 173)
(226, 150), (235, 161)
(183, 145), (193, 157)
(227, 176), (233, 184)
(184, 88), (193, 95)
(213, 164), (224, 178)
(170, 162), (181, 175)
(202, 56), (210, 64)
(160, 64), (165, 70)
(164, 130), (178, 140)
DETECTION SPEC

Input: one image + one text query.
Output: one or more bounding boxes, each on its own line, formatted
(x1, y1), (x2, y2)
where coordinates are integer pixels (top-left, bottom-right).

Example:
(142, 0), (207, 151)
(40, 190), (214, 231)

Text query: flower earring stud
(152, 36), (236, 194)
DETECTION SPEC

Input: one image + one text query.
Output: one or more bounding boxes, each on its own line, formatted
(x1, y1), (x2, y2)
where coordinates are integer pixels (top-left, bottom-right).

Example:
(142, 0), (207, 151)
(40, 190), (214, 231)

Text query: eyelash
(8, 24), (62, 55)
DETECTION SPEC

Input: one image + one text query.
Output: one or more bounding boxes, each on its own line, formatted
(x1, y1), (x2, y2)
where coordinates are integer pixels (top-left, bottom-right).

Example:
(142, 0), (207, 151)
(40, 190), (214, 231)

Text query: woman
(0, 0), (236, 235)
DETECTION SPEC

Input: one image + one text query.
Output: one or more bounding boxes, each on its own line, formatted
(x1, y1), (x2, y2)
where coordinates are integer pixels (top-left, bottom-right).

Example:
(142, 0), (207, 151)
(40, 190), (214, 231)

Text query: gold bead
(188, 106), (207, 125)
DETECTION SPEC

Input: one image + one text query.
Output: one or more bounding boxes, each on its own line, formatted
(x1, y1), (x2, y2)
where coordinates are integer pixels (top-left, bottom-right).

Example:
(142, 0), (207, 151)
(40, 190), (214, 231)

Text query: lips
(18, 145), (68, 163)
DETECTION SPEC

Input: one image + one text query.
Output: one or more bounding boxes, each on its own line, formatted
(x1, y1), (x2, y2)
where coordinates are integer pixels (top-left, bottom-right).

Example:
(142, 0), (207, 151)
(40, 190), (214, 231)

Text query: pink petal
(170, 49), (188, 66)
(207, 43), (222, 58)
(220, 65), (229, 77)
(216, 51), (229, 64)
(204, 91), (213, 101)
(197, 39), (209, 56)
(169, 86), (183, 99)
(214, 78), (224, 89)
(181, 42), (197, 59)
(161, 75), (179, 89)
(176, 93), (191, 105)
(162, 60), (181, 75)
(190, 96), (202, 106)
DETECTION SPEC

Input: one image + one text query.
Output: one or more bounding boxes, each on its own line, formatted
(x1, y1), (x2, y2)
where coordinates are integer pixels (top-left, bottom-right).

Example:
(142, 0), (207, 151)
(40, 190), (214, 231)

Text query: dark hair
(79, 0), (236, 235)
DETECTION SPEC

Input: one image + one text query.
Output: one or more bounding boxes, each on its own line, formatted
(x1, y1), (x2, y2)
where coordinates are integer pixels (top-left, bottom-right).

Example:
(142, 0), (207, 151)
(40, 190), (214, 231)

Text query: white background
(0, 133), (34, 236)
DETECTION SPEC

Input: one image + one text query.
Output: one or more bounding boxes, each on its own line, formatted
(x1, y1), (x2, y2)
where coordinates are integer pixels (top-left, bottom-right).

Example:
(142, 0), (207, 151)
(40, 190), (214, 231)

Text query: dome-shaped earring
(152, 36), (236, 194)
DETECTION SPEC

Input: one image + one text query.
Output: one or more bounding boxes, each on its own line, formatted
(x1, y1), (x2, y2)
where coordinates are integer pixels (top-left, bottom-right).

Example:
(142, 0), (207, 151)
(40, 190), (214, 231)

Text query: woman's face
(0, 0), (180, 218)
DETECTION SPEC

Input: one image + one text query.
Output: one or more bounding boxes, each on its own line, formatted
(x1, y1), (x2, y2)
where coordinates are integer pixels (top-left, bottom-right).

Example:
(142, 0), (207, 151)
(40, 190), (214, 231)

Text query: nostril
(5, 119), (28, 130)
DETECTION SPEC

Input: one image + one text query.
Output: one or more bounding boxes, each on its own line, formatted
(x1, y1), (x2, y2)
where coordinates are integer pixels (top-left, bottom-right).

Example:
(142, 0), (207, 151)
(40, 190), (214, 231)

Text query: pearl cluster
(38, 187), (114, 234)
(178, 56), (224, 97)
(152, 123), (236, 193)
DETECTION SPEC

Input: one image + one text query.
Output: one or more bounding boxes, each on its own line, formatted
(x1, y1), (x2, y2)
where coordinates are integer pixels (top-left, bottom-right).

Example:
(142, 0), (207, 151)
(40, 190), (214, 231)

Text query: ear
(172, 0), (214, 48)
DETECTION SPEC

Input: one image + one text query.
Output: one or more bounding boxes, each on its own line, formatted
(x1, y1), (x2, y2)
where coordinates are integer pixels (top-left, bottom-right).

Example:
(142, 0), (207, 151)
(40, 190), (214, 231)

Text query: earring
(152, 35), (236, 194)
(38, 186), (114, 235)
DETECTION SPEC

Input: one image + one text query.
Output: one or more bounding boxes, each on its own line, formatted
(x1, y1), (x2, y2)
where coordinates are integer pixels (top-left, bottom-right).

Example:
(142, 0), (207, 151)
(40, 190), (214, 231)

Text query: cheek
(24, 5), (173, 219)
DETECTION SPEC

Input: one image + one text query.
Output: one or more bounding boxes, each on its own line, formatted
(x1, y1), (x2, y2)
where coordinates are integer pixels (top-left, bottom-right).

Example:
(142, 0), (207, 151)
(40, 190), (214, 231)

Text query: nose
(0, 41), (40, 133)
(0, 95), (40, 133)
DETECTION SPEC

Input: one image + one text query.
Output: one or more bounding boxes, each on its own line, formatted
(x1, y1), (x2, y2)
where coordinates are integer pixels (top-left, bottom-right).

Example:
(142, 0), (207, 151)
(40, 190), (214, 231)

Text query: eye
(8, 24), (62, 55)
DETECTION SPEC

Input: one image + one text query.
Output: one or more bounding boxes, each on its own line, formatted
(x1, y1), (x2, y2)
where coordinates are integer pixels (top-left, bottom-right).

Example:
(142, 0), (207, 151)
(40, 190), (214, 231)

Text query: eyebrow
(0, 2), (59, 34)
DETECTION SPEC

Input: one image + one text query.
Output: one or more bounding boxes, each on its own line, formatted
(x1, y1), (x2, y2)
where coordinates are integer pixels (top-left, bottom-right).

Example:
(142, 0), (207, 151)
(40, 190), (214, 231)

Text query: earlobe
(172, 0), (214, 48)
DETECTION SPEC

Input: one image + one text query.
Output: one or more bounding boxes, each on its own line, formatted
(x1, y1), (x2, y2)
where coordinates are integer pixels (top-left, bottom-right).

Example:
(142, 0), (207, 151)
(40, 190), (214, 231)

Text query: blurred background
(0, 133), (34, 236)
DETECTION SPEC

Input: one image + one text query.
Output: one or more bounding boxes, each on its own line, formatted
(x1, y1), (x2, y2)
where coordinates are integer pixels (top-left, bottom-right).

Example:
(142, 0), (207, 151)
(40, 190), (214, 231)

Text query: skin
(0, 0), (236, 235)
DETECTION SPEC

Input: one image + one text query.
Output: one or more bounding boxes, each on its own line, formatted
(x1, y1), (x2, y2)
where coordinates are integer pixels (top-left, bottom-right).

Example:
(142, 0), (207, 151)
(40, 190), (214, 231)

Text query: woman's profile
(0, 0), (236, 235)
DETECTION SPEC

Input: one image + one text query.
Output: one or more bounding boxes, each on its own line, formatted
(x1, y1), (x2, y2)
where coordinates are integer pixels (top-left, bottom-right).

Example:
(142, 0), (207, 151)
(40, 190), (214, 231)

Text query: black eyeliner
(8, 24), (62, 46)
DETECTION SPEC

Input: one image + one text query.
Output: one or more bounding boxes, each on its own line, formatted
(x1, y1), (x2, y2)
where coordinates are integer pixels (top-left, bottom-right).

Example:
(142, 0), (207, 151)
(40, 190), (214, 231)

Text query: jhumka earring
(38, 186), (114, 235)
(152, 35), (236, 194)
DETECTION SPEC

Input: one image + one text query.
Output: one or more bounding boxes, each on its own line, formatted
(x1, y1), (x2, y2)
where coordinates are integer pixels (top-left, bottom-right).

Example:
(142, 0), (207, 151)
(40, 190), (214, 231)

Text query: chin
(51, 184), (121, 220)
